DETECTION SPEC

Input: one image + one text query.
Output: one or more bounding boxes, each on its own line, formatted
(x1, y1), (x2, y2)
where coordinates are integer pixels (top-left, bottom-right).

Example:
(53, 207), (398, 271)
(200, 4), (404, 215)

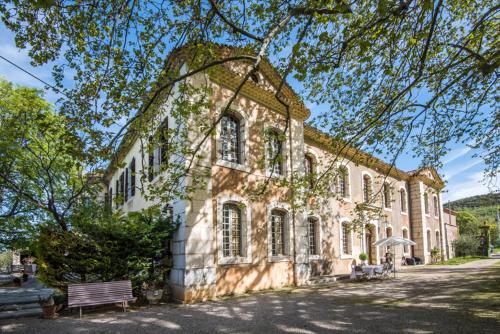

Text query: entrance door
(365, 231), (373, 264)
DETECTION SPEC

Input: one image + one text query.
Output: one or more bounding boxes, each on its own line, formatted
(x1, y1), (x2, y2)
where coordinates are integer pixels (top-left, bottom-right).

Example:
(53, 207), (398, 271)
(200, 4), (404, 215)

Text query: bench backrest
(68, 280), (134, 308)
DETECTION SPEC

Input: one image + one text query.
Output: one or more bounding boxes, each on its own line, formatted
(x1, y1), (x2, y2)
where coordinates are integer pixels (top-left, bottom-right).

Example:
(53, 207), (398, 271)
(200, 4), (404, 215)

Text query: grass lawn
(493, 247), (500, 254)
(432, 255), (489, 265)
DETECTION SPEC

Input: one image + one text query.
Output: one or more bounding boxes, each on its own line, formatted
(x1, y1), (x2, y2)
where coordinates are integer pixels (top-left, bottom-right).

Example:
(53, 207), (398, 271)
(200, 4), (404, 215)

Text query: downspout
(407, 182), (415, 257)
(437, 192), (446, 261)
(288, 120), (297, 286)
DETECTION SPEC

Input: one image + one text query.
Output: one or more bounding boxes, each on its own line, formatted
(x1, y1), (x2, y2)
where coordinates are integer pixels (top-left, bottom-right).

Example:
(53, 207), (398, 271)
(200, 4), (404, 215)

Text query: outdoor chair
(354, 265), (367, 280)
(374, 265), (384, 278)
(405, 258), (416, 265)
(413, 257), (422, 265)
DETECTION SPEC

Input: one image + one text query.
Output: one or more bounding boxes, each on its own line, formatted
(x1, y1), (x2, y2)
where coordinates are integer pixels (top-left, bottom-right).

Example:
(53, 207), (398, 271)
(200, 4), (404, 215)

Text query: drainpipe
(288, 120), (297, 286)
(437, 192), (445, 261)
(407, 182), (415, 257)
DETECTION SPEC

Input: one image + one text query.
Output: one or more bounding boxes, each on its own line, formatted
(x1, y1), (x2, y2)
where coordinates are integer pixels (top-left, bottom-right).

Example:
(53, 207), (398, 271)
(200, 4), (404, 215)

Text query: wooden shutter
(115, 180), (119, 207)
(160, 119), (168, 165)
(124, 168), (129, 201)
(148, 149), (154, 182)
(130, 158), (136, 197)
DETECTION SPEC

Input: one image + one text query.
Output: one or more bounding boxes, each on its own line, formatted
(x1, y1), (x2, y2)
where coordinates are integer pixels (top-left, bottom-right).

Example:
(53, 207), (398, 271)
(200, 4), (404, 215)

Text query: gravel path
(1, 259), (499, 334)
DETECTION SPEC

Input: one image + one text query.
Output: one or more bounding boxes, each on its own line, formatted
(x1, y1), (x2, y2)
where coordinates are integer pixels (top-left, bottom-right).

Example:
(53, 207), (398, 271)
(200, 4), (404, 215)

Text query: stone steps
(0, 307), (42, 320)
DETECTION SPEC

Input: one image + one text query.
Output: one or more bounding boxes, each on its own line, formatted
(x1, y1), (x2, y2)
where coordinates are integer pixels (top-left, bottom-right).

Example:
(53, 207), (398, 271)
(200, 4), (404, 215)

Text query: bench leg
(122, 301), (126, 312)
(79, 307), (82, 318)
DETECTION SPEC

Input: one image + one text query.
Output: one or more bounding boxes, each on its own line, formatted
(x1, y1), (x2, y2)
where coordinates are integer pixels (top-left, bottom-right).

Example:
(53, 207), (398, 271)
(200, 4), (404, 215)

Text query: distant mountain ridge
(446, 193), (499, 223)
(446, 193), (499, 210)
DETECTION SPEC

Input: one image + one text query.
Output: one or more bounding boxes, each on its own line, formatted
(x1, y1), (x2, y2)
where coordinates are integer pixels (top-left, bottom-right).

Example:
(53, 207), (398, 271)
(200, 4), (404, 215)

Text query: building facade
(104, 47), (452, 303)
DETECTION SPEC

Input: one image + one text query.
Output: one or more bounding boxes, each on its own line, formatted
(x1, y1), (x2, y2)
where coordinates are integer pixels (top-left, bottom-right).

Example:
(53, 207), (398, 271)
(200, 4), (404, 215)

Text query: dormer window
(304, 154), (314, 188)
(383, 183), (392, 208)
(362, 174), (372, 203)
(250, 73), (260, 84)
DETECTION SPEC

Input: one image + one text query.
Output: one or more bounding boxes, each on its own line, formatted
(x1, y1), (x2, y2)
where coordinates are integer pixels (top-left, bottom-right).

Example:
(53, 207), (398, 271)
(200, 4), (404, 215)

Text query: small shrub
(359, 253), (368, 261)
(453, 234), (480, 257)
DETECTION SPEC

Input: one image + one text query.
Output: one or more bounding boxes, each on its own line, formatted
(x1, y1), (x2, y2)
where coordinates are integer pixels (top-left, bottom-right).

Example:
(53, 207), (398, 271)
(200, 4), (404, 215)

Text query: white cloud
(443, 158), (483, 181)
(442, 146), (472, 165)
(443, 171), (496, 202)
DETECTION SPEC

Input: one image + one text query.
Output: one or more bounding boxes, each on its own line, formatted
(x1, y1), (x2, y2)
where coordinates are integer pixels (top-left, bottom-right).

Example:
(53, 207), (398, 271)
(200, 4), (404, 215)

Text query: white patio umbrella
(374, 236), (416, 278)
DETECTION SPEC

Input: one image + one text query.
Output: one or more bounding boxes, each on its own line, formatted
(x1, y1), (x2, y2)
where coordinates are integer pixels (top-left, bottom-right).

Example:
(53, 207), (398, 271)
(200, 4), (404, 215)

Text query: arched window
(337, 166), (350, 198)
(433, 195), (439, 216)
(423, 192), (430, 215)
(426, 229), (432, 252)
(308, 217), (319, 256)
(435, 230), (441, 249)
(383, 183), (392, 208)
(386, 226), (393, 251)
(271, 209), (287, 256)
(341, 222), (352, 255)
(222, 203), (242, 257)
(400, 188), (407, 213)
(266, 130), (284, 175)
(221, 113), (242, 164)
(362, 174), (372, 203)
(402, 228), (409, 253)
(304, 154), (314, 189)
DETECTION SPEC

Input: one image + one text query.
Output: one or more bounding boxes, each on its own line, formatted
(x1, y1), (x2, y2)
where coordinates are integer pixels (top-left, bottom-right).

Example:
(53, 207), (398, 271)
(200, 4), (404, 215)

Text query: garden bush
(34, 205), (178, 294)
(453, 234), (480, 257)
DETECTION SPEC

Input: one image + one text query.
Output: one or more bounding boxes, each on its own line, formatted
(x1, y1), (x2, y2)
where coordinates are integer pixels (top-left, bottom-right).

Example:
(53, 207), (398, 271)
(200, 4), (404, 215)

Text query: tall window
(400, 188), (407, 213)
(222, 203), (242, 257)
(427, 229), (432, 252)
(402, 229), (409, 253)
(267, 130), (283, 175)
(115, 180), (119, 208)
(148, 119), (168, 181)
(386, 226), (393, 251)
(435, 231), (440, 249)
(341, 222), (351, 255)
(271, 209), (286, 256)
(363, 174), (372, 203)
(424, 192), (429, 215)
(383, 183), (391, 208)
(308, 218), (318, 256)
(108, 187), (113, 209)
(337, 166), (349, 198)
(221, 114), (241, 163)
(304, 154), (314, 188)
(433, 195), (439, 216)
(128, 158), (136, 198)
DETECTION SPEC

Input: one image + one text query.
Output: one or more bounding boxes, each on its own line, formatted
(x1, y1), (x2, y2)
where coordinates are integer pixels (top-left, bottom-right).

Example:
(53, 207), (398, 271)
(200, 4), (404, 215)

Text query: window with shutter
(129, 158), (136, 197)
(124, 168), (129, 201)
(115, 180), (119, 207)
(267, 131), (283, 175)
(363, 174), (372, 203)
(160, 119), (168, 165)
(271, 209), (286, 256)
(221, 114), (241, 164)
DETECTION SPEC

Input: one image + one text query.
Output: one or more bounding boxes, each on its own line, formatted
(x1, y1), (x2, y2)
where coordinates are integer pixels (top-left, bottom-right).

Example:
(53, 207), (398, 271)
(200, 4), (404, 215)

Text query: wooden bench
(68, 280), (135, 317)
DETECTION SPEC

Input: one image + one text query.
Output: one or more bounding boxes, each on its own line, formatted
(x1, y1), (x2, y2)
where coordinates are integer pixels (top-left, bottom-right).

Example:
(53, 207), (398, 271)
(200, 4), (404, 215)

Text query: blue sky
(0, 25), (495, 202)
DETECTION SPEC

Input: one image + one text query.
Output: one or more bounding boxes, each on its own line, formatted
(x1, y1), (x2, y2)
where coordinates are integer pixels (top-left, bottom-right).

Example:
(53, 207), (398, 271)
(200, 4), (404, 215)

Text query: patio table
(359, 265), (384, 279)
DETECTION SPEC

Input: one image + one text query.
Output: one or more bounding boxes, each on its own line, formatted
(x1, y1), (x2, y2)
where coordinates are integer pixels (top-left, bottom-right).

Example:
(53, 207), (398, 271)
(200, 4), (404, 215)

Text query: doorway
(365, 224), (375, 264)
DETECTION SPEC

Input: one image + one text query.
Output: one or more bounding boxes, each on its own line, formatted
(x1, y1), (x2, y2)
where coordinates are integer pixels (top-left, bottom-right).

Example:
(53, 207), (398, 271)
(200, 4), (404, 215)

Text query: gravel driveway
(1, 259), (499, 334)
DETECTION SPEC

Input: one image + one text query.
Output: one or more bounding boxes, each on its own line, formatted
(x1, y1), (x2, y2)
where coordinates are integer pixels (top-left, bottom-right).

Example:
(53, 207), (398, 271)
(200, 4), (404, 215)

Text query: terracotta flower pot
(42, 305), (57, 319)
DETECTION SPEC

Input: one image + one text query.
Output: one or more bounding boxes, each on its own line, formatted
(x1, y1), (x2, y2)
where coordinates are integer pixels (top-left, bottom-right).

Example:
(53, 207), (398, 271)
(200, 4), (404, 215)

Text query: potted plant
(359, 253), (368, 265)
(430, 247), (441, 263)
(142, 278), (164, 305)
(52, 289), (66, 312)
(39, 295), (57, 319)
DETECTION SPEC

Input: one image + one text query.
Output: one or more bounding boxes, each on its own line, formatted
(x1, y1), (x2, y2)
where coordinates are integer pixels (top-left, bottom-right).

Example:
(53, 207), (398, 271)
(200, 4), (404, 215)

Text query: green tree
(456, 210), (481, 236)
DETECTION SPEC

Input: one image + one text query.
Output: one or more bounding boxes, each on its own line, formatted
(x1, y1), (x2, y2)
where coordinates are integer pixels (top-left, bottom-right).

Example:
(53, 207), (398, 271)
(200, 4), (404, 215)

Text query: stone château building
(104, 46), (453, 303)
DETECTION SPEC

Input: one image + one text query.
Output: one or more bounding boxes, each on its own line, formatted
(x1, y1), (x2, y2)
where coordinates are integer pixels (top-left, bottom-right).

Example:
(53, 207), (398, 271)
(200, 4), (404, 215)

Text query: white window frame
(216, 194), (252, 265)
(361, 171), (373, 204)
(336, 163), (352, 202)
(433, 195), (439, 218)
(215, 108), (250, 173)
(339, 218), (354, 259)
(424, 192), (430, 216)
(382, 182), (392, 211)
(426, 228), (432, 254)
(264, 126), (288, 179)
(402, 227), (410, 255)
(267, 201), (292, 262)
(306, 215), (322, 260)
(399, 186), (408, 215)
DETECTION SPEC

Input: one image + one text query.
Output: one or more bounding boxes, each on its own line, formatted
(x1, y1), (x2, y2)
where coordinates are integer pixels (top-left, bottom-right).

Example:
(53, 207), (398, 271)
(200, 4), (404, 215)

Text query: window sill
(340, 254), (353, 260)
(401, 211), (408, 215)
(383, 207), (392, 212)
(219, 256), (252, 265)
(309, 255), (321, 261)
(265, 171), (287, 179)
(340, 197), (351, 203)
(268, 255), (292, 262)
(216, 159), (251, 173)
